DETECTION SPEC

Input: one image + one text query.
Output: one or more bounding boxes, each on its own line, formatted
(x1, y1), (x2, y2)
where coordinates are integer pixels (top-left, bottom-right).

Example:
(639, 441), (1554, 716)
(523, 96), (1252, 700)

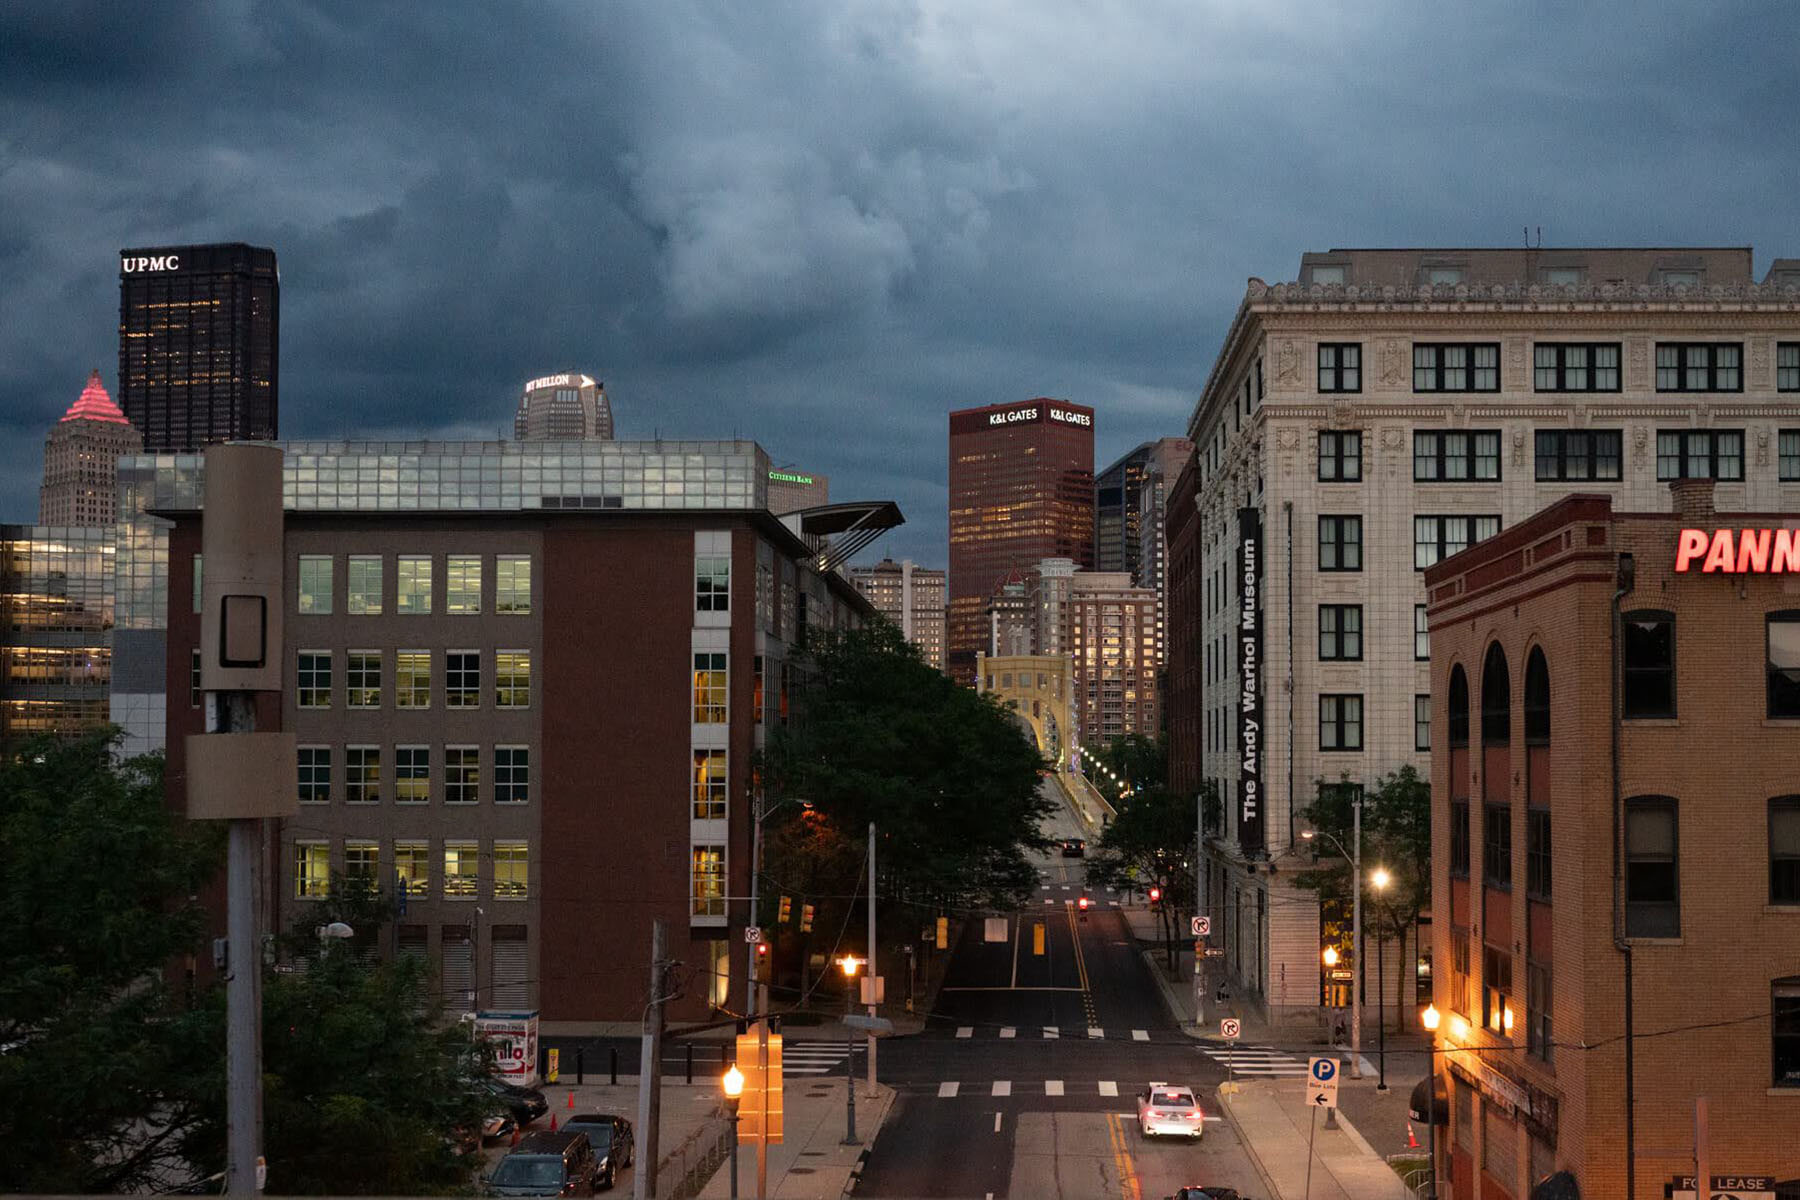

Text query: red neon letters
(1675, 528), (1800, 573)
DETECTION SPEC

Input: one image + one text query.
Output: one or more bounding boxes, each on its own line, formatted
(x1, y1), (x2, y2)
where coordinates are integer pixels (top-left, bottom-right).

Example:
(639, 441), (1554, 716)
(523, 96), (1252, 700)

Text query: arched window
(1525, 647), (1550, 745)
(1448, 665), (1470, 749)
(1482, 642), (1511, 745)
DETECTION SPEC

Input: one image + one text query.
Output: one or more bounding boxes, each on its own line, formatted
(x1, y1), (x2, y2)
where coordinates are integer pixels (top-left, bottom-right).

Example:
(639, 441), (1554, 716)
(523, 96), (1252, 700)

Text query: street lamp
(721, 1065), (744, 1200)
(838, 956), (861, 1145)
(1370, 867), (1392, 1091)
(1300, 820), (1364, 1079)
(1421, 1005), (1442, 1200)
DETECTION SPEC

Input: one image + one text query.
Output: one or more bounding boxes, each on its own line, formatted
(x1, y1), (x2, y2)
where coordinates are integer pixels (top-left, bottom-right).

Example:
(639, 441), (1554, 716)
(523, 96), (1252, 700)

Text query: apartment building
(1423, 485), (1800, 1200)
(1173, 247), (1800, 1027)
(849, 557), (947, 670)
(1068, 571), (1161, 743)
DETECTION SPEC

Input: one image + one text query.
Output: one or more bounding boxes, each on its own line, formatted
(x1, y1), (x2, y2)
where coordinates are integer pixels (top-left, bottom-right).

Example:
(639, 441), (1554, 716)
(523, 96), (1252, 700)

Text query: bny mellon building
(1173, 246), (1800, 1028)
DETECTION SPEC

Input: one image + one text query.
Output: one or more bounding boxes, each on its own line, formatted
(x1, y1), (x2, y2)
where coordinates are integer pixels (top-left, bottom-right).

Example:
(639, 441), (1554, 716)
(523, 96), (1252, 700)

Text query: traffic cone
(567, 1091), (575, 1110)
(510, 1126), (521, 1148)
(550, 1112), (559, 1132)
(1406, 1122), (1420, 1149)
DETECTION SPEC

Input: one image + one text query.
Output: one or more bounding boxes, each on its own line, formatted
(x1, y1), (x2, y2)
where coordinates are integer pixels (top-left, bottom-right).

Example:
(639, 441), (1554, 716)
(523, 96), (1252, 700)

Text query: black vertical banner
(1237, 507), (1265, 856)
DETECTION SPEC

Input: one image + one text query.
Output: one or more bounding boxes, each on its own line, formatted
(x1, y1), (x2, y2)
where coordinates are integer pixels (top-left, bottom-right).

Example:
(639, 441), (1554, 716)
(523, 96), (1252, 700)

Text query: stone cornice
(1248, 278), (1800, 312)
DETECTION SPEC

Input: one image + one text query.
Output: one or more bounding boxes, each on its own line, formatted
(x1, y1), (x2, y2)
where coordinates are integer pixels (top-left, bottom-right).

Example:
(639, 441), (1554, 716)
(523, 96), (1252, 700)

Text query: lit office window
(693, 749), (728, 819)
(693, 652), (728, 723)
(496, 556), (532, 613)
(298, 556), (333, 614)
(396, 651), (431, 708)
(494, 843), (528, 899)
(294, 842), (330, 899)
(691, 845), (726, 916)
(397, 556), (433, 614)
(394, 841), (429, 896)
(443, 842), (479, 898)
(347, 555), (383, 614)
(495, 651), (531, 708)
(446, 555), (482, 614)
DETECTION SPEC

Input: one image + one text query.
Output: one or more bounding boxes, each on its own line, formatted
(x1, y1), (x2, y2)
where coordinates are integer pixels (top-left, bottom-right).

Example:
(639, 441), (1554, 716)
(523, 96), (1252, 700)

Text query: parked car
(562, 1114), (633, 1190)
(1136, 1083), (1205, 1140)
(483, 1077), (549, 1128)
(1060, 838), (1086, 857)
(484, 1130), (600, 1197)
(1167, 1188), (1241, 1200)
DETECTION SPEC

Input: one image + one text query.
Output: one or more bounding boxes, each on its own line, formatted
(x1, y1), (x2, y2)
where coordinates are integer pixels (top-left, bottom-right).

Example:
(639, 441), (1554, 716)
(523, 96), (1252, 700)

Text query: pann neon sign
(1675, 528), (1800, 573)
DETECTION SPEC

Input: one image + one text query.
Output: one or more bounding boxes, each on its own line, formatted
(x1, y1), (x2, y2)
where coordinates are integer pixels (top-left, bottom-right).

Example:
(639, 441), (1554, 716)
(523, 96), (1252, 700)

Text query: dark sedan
(562, 1114), (634, 1190)
(1060, 838), (1086, 857)
(483, 1077), (549, 1128)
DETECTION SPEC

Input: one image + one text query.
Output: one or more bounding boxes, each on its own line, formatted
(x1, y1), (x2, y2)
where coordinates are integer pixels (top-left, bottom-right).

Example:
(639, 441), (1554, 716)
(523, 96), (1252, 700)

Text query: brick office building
(1423, 483), (1800, 1200)
(155, 440), (877, 1026)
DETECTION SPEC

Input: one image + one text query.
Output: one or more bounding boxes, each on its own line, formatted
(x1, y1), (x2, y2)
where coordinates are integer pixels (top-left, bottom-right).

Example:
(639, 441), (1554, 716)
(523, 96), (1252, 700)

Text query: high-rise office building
(40, 370), (143, 526)
(0, 525), (114, 747)
(1095, 437), (1193, 585)
(512, 373), (613, 441)
(118, 243), (279, 451)
(850, 558), (947, 670)
(947, 399), (1094, 682)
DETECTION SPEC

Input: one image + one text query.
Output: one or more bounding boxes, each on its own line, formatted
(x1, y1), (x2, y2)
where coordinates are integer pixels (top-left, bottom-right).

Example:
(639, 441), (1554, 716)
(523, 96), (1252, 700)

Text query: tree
(0, 734), (223, 1194)
(1083, 782), (1196, 972)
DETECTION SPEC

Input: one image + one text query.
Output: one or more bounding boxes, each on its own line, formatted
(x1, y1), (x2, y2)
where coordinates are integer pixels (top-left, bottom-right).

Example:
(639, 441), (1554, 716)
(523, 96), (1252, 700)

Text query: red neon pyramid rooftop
(61, 369), (130, 425)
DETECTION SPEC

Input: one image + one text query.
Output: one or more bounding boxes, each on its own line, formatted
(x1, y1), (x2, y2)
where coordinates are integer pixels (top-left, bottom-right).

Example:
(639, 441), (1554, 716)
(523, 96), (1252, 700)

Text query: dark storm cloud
(3, 0), (1799, 561)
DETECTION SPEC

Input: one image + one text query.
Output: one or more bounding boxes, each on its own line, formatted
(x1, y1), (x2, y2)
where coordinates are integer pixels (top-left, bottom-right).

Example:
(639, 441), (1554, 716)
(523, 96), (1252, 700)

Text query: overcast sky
(4, 1), (1798, 562)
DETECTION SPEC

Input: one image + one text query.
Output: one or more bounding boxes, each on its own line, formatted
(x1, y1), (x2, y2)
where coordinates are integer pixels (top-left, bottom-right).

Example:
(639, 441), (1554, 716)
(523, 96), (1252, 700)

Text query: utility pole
(866, 822), (878, 1098)
(1694, 1096), (1710, 1200)
(1351, 793), (1363, 1079)
(634, 919), (666, 1200)
(756, 945), (769, 1200)
(746, 794), (764, 1016)
(223, 702), (260, 1198)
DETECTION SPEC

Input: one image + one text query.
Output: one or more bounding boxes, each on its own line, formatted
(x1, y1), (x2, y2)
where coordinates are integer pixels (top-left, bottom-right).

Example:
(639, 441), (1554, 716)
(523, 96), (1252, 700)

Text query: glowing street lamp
(838, 956), (861, 1144)
(1421, 1006), (1441, 1200)
(720, 1066), (744, 1200)
(1370, 866), (1392, 1091)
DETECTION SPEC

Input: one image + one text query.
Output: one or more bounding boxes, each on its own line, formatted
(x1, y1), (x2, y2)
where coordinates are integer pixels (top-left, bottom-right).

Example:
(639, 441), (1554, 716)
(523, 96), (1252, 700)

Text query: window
(1484, 804), (1513, 888)
(345, 746), (380, 805)
(395, 745), (429, 803)
(1318, 516), (1362, 572)
(1415, 695), (1431, 752)
(1310, 265), (1345, 286)
(1414, 430), (1502, 481)
(397, 556), (432, 614)
(446, 651), (480, 708)
(445, 746), (479, 805)
(297, 651), (331, 708)
(494, 843), (528, 899)
(1780, 344), (1800, 392)
(1625, 797), (1679, 937)
(1319, 694), (1363, 751)
(298, 747), (331, 804)
(1527, 959), (1552, 1063)
(345, 842), (379, 893)
(693, 749), (728, 819)
(1656, 430), (1744, 481)
(190, 649), (202, 708)
(691, 845), (726, 916)
(1622, 611), (1675, 718)
(347, 555), (382, 614)
(1481, 643), (1510, 745)
(496, 555), (532, 614)
(1535, 430), (1623, 481)
(1318, 605), (1362, 660)
(1769, 613), (1800, 719)
(294, 842), (330, 899)
(192, 555), (203, 614)
(1414, 515), (1501, 570)
(1523, 809), (1551, 898)
(396, 651), (431, 708)
(443, 842), (478, 898)
(1525, 648), (1550, 745)
(394, 842), (429, 896)
(1656, 343), (1742, 392)
(495, 651), (531, 708)
(753, 655), (765, 724)
(694, 652), (728, 723)
(1781, 430), (1800, 482)
(1771, 796), (1800, 904)
(1533, 343), (1620, 392)
(346, 651), (382, 708)
(495, 746), (530, 804)
(1415, 605), (1431, 661)
(298, 555), (333, 614)
(1414, 344), (1500, 392)
(697, 553), (731, 612)
(446, 555), (481, 614)
(1776, 978), (1800, 1088)
(1450, 927), (1471, 1014)
(1451, 801), (1470, 877)
(1542, 266), (1583, 286)
(1660, 269), (1701, 289)
(1318, 431), (1362, 481)
(1425, 266), (1465, 285)
(1483, 943), (1514, 1036)
(1318, 344), (1361, 393)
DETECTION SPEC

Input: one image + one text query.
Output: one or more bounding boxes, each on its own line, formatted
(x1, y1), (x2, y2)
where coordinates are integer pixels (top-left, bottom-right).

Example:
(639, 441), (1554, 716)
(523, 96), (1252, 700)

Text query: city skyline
(7, 4), (1800, 564)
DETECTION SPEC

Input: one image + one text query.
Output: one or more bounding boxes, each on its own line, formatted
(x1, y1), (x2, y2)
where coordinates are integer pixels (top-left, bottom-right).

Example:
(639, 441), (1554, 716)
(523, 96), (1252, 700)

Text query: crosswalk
(782, 1040), (865, 1076)
(922, 1080), (1221, 1115)
(952, 1025), (1150, 1041)
(1200, 1043), (1309, 1077)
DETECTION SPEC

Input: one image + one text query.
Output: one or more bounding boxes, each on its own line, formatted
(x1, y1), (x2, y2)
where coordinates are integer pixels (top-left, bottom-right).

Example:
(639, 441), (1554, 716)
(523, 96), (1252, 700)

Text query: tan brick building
(850, 557), (947, 670)
(1424, 483), (1800, 1200)
(40, 369), (142, 526)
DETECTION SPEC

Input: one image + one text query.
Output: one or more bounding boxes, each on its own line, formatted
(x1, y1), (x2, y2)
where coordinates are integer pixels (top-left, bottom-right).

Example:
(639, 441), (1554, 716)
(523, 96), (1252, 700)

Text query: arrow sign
(744, 926), (764, 944)
(1190, 915), (1211, 937)
(1305, 1055), (1339, 1107)
(1219, 1018), (1240, 1039)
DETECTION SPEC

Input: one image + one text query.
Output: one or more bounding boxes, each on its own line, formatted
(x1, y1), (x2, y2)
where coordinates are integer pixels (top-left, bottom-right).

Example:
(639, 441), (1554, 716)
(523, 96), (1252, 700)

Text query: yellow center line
(1065, 903), (1091, 993)
(1105, 1112), (1140, 1200)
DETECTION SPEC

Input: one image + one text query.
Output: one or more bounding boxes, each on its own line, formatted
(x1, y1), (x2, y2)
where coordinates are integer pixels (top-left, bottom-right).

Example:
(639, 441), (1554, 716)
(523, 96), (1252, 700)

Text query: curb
(842, 1146), (871, 1195)
(1214, 1084), (1284, 1200)
(1136, 948), (1208, 1040)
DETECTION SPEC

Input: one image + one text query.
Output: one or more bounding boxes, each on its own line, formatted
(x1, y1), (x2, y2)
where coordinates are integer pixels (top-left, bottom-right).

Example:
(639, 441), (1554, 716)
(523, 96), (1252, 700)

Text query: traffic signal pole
(866, 822), (877, 1099)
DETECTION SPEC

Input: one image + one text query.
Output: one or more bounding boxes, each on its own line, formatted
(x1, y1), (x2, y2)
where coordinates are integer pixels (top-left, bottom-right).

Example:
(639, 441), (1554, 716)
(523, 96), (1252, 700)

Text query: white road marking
(1088, 1027), (1104, 1039)
(1109, 900), (1120, 907)
(1042, 1025), (1059, 1039)
(1000, 1026), (1016, 1039)
(1043, 898), (1054, 906)
(1098, 1080), (1118, 1097)
(956, 1027), (973, 1039)
(993, 1080), (1011, 1096)
(1132, 1029), (1149, 1041)
(1045, 1080), (1064, 1096)
(994, 1112), (1003, 1131)
(1061, 885), (1070, 891)
(938, 1081), (959, 1097)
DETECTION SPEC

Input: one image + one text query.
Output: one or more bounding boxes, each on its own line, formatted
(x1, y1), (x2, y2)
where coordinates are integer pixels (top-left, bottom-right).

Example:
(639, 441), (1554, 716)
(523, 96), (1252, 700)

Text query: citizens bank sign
(121, 254), (180, 273)
(1675, 528), (1800, 573)
(1237, 507), (1265, 856)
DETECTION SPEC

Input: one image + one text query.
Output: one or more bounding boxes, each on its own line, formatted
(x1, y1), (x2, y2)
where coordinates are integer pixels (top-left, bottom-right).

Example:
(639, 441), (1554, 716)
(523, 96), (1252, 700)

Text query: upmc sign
(121, 254), (181, 273)
(1675, 528), (1800, 573)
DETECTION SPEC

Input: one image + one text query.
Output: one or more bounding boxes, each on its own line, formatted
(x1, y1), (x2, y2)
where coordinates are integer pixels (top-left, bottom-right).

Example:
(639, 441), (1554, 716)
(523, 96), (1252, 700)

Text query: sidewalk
(1217, 1078), (1411, 1200)
(698, 1077), (897, 1199)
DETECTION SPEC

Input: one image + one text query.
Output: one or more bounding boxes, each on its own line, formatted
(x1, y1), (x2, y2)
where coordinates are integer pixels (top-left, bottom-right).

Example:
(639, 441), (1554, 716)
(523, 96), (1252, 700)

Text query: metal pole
(756, 952), (768, 1200)
(843, 976), (859, 1144)
(222, 692), (261, 1198)
(727, 1106), (740, 1200)
(633, 920), (665, 1200)
(1376, 924), (1387, 1091)
(1351, 801), (1363, 1079)
(1303, 1102), (1317, 1200)
(746, 796), (764, 1016)
(1695, 1096), (1709, 1200)
(866, 822), (878, 1098)
(1427, 1046), (1438, 1200)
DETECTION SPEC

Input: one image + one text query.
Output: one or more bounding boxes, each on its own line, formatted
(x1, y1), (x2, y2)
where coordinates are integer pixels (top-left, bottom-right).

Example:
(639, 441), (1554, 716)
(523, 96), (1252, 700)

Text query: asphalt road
(854, 780), (1268, 1199)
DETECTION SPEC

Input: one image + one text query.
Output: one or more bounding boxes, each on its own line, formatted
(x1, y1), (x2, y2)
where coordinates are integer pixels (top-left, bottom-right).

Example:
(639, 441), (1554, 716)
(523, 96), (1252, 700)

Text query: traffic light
(799, 904), (815, 934)
(1148, 886), (1162, 905)
(1077, 896), (1090, 911)
(778, 895), (792, 923)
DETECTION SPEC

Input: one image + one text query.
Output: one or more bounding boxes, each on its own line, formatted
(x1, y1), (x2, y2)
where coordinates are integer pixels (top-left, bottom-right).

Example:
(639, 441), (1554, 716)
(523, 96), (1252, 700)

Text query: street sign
(1204, 947), (1225, 958)
(1191, 915), (1211, 937)
(845, 1015), (894, 1034)
(1306, 1055), (1339, 1108)
(744, 926), (764, 944)
(1220, 1018), (1240, 1039)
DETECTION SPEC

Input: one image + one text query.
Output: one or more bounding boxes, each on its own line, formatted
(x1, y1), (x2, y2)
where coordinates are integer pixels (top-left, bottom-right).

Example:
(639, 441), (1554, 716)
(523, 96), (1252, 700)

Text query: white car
(1137, 1082), (1205, 1139)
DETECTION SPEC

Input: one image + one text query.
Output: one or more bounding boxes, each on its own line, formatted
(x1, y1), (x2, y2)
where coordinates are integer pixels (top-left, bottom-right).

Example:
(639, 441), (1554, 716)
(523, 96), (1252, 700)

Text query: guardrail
(657, 1110), (733, 1199)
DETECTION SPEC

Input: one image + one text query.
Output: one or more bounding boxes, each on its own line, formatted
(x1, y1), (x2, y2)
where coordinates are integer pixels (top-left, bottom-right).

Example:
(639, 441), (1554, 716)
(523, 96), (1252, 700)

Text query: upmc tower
(119, 243), (279, 452)
(947, 399), (1095, 682)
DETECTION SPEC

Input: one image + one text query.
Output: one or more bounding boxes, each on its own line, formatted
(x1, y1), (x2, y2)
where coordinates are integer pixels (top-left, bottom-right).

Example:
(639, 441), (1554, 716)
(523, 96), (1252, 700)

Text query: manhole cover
(788, 1168), (816, 1175)
(801, 1151), (825, 1157)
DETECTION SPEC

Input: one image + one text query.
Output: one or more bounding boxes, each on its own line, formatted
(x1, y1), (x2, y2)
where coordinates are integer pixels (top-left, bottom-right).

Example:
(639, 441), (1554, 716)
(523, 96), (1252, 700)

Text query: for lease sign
(1675, 528), (1800, 573)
